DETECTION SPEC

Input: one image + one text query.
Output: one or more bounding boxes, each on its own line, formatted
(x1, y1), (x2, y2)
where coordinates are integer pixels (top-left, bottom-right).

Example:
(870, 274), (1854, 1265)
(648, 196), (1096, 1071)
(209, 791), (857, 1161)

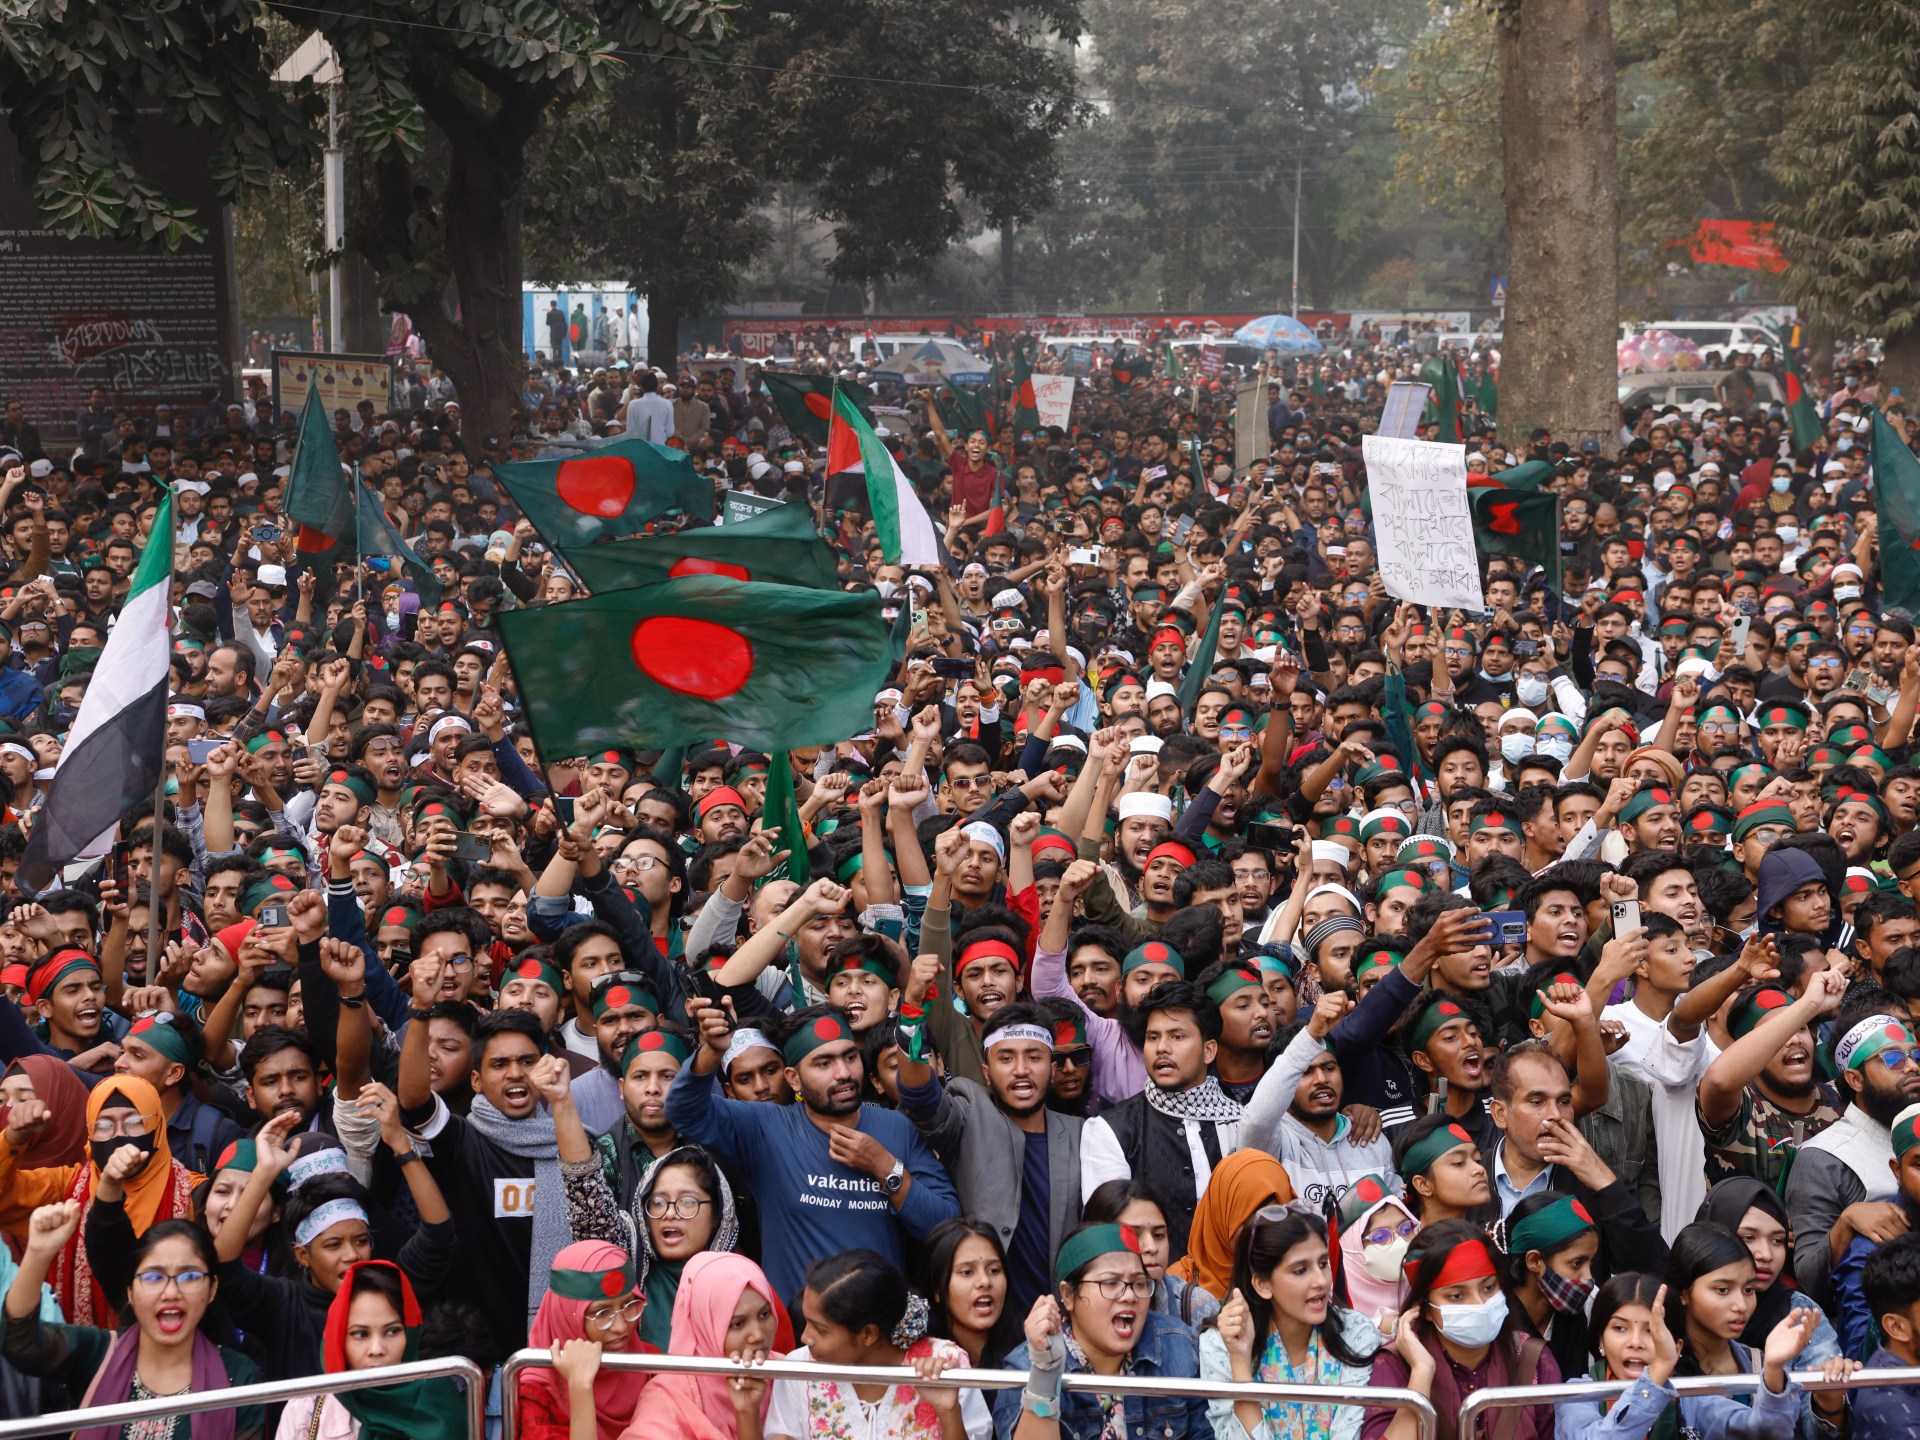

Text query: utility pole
(325, 80), (344, 351)
(1290, 151), (1303, 317)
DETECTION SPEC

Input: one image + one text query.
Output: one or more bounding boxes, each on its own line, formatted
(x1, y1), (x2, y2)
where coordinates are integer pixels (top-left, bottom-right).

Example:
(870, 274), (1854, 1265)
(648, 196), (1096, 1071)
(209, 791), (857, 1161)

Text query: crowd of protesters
(0, 323), (1917, 1440)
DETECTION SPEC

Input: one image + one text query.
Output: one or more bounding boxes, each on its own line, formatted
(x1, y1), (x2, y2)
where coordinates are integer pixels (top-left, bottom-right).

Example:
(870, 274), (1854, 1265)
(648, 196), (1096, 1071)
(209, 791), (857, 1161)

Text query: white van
(1623, 321), (1783, 363)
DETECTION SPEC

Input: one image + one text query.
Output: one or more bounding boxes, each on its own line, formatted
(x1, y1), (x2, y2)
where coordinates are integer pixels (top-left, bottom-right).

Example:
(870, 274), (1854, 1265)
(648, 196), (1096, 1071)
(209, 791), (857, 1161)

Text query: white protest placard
(1362, 435), (1483, 611)
(1032, 374), (1076, 430)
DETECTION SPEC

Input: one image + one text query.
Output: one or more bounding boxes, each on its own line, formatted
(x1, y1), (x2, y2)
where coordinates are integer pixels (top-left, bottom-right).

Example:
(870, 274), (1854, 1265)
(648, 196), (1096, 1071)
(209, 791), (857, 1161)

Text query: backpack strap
(1484, 1335), (1545, 1440)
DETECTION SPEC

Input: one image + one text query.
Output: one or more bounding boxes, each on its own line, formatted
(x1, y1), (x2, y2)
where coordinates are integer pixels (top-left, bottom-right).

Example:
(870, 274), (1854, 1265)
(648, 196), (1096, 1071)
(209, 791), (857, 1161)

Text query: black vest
(1098, 1095), (1224, 1264)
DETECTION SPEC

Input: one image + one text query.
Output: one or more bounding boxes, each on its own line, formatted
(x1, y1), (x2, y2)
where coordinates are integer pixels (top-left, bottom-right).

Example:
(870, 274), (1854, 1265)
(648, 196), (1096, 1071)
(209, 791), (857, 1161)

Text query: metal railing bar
(500, 1348), (1438, 1440)
(0, 1355), (488, 1440)
(1458, 1365), (1920, 1434)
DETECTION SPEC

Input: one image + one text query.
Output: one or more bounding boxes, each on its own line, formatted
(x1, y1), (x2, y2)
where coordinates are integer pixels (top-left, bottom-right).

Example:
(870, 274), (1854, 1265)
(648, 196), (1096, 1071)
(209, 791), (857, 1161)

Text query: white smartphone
(1610, 898), (1642, 936)
(1068, 547), (1102, 565)
(1728, 614), (1750, 652)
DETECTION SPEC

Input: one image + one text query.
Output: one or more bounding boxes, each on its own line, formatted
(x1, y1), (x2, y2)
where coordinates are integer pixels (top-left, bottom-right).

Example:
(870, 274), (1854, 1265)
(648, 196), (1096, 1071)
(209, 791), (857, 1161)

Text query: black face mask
(90, 1132), (155, 1176)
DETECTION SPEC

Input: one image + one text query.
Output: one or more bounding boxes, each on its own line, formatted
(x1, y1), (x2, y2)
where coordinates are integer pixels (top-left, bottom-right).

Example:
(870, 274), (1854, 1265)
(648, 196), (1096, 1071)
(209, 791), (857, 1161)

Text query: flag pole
(146, 504), (171, 973)
(352, 461), (363, 603)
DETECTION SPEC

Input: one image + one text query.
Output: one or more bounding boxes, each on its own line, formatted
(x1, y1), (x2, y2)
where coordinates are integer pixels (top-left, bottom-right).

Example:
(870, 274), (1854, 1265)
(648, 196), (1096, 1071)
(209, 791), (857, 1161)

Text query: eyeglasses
(1808, 657), (1843, 669)
(133, 1269), (210, 1293)
(644, 1194), (713, 1219)
(442, 953), (475, 970)
(1052, 1048), (1093, 1070)
(1873, 1047), (1920, 1071)
(1082, 1275), (1152, 1301)
(91, 1112), (150, 1141)
(614, 855), (663, 873)
(585, 1297), (643, 1332)
(1231, 868), (1271, 883)
(1364, 1217), (1421, 1247)
(948, 775), (994, 790)
(362, 738), (404, 754)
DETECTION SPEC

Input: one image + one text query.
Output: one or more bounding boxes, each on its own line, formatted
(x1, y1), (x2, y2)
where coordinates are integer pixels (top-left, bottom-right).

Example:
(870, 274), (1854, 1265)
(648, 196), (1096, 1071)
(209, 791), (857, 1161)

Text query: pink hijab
(522, 1240), (653, 1440)
(620, 1252), (792, 1440)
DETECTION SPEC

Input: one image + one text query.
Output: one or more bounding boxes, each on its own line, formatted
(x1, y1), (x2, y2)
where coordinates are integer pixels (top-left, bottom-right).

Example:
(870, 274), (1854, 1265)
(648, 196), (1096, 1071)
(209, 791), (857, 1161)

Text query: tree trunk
(1496, 0), (1618, 452)
(1879, 329), (1920, 408)
(648, 298), (682, 373)
(999, 221), (1016, 306)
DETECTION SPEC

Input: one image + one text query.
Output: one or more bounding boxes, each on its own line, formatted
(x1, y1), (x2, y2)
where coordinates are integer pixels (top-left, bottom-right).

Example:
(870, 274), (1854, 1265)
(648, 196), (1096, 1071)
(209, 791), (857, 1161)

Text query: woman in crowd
(3, 1200), (264, 1440)
(621, 1251), (792, 1440)
(1552, 1274), (1682, 1440)
(1697, 1179), (1840, 1369)
(1390, 1118), (1488, 1225)
(274, 1259), (468, 1440)
(517, 1240), (657, 1440)
(1170, 1149), (1296, 1304)
(0, 1056), (88, 1166)
(1083, 1178), (1219, 1327)
(1496, 1191), (1601, 1379)
(919, 1218), (1017, 1369)
(767, 1248), (987, 1440)
(1202, 1207), (1381, 1440)
(1361, 1218), (1559, 1440)
(998, 1221), (1209, 1440)
(1331, 1175), (1416, 1340)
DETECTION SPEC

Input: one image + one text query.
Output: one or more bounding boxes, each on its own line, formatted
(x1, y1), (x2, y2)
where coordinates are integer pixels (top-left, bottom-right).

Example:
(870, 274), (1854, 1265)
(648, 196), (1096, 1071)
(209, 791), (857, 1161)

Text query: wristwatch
(881, 1160), (906, 1195)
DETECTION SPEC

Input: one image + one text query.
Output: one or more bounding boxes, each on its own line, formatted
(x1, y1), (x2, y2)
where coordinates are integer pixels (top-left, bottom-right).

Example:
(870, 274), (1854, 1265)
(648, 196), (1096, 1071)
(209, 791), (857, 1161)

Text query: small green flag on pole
(1176, 595), (1229, 715)
(1011, 344), (1041, 434)
(1871, 406), (1920, 615)
(760, 750), (809, 885)
(1784, 353), (1823, 454)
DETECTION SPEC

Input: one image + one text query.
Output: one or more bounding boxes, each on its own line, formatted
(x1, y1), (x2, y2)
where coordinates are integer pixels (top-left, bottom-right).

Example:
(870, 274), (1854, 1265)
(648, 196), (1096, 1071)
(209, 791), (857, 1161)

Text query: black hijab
(1698, 1176), (1796, 1342)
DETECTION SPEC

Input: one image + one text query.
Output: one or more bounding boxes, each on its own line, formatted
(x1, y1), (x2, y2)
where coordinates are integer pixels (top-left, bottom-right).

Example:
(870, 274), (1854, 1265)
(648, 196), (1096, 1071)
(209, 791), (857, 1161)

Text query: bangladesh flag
(1470, 488), (1561, 595)
(1162, 342), (1181, 379)
(1419, 356), (1464, 441)
(283, 388), (353, 555)
(982, 472), (1006, 537)
(19, 492), (174, 891)
(1479, 459), (1555, 492)
(759, 750), (809, 885)
(1785, 353), (1822, 453)
(494, 438), (712, 549)
(357, 480), (442, 607)
(763, 372), (874, 447)
(1011, 344), (1041, 434)
(1109, 344), (1139, 389)
(562, 502), (839, 594)
(1176, 593), (1228, 715)
(494, 574), (895, 755)
(936, 381), (994, 441)
(827, 389), (941, 565)
(1871, 407), (1920, 614)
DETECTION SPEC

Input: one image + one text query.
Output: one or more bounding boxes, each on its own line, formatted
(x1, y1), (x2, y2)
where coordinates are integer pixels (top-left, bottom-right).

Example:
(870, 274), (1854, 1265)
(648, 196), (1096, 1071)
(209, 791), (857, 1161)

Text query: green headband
(242, 875), (299, 916)
(324, 769), (376, 807)
(213, 1138), (259, 1175)
(125, 1013), (192, 1065)
(1123, 940), (1185, 977)
(1508, 1195), (1596, 1255)
(244, 729), (288, 755)
(1732, 802), (1797, 843)
(1729, 987), (1795, 1040)
(548, 1258), (636, 1303)
(1054, 1223), (1143, 1285)
(1618, 787), (1675, 825)
(591, 980), (662, 1020)
(503, 956), (565, 1000)
(1410, 996), (1475, 1052)
(1397, 1121), (1478, 1179)
(1699, 703), (1741, 726)
(1894, 1103), (1920, 1160)
(783, 1012), (855, 1064)
(1353, 946), (1401, 982)
(831, 952), (897, 986)
(1205, 967), (1262, 1005)
(1728, 763), (1775, 791)
(1757, 705), (1809, 731)
(621, 1028), (693, 1071)
(835, 851), (866, 883)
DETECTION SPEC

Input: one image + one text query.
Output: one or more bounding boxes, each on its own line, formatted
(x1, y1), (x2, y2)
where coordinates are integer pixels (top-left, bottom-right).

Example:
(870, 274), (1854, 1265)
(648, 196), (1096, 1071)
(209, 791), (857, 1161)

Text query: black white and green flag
(19, 491), (174, 891)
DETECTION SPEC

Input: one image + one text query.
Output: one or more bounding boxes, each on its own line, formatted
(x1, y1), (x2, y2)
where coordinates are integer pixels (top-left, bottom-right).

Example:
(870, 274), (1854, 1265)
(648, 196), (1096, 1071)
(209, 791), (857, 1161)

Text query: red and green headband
(621, 1028), (693, 1072)
(782, 1012), (854, 1065)
(26, 948), (100, 1004)
(548, 1254), (636, 1302)
(1397, 1121), (1478, 1179)
(1204, 967), (1262, 1005)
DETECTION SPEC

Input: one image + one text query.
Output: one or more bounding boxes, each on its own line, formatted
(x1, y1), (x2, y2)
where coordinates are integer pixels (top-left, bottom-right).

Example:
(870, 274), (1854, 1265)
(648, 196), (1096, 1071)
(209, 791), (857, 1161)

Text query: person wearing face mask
(0, 1074), (200, 1325)
(1333, 1174), (1417, 1342)
(1496, 1192), (1602, 1379)
(1361, 1220), (1560, 1440)
(1534, 715), (1579, 769)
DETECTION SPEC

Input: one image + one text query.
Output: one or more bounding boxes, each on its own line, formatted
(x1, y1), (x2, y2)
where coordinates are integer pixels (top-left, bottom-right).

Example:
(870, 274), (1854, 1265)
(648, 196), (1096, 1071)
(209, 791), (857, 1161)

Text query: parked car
(1618, 368), (1785, 411)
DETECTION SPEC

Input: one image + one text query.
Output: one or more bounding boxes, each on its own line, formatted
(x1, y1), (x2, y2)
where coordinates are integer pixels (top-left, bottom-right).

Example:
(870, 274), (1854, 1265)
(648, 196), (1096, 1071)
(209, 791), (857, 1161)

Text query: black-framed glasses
(644, 1194), (713, 1219)
(1052, 1048), (1093, 1070)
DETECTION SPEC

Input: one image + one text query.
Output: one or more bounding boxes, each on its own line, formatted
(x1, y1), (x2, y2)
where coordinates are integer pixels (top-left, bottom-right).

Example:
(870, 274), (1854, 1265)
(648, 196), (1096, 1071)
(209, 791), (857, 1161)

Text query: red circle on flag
(600, 1271), (625, 1298)
(606, 987), (631, 1009)
(1784, 372), (1803, 404)
(639, 1030), (666, 1051)
(555, 456), (637, 518)
(814, 1016), (843, 1042)
(669, 557), (751, 582)
(803, 393), (833, 419)
(629, 616), (753, 699)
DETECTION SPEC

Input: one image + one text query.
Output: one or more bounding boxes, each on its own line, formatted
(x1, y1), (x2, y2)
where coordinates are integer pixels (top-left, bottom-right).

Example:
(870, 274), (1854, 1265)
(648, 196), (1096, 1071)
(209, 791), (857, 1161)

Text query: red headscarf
(521, 1240), (654, 1440)
(4, 1057), (88, 1168)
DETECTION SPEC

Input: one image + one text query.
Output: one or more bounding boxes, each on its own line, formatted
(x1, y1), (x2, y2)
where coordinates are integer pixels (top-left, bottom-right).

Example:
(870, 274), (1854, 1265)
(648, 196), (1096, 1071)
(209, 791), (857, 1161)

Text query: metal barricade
(502, 1347), (1440, 1440)
(0, 1355), (489, 1440)
(1459, 1364), (1920, 1434)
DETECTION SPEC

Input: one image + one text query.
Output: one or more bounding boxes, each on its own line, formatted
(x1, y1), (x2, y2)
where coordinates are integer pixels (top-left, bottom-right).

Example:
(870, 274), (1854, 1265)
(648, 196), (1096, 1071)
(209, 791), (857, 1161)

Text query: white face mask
(1777, 527), (1800, 546)
(1361, 1236), (1412, 1282)
(1433, 1293), (1509, 1347)
(1835, 585), (1862, 602)
(1537, 736), (1574, 764)
(1514, 675), (1549, 707)
(874, 580), (897, 598)
(1500, 732), (1534, 764)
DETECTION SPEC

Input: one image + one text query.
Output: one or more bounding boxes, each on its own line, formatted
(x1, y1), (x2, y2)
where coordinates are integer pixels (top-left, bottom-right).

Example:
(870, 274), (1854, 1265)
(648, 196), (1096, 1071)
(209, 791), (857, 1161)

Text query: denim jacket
(993, 1310), (1208, 1440)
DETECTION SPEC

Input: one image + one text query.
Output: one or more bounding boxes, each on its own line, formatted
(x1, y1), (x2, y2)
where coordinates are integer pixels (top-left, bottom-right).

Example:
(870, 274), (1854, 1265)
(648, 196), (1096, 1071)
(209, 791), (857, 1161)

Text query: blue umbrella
(1232, 314), (1323, 355)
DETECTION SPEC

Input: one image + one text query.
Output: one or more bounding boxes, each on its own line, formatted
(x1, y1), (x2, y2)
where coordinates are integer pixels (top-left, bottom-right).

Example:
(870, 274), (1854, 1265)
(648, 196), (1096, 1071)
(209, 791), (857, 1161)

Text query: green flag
(1419, 356), (1463, 441)
(283, 388), (354, 553)
(1011, 344), (1041, 434)
(1475, 368), (1498, 423)
(495, 574), (894, 756)
(1871, 407), (1920, 615)
(1785, 353), (1822, 453)
(1486, 460), (1555, 491)
(1177, 594), (1229, 715)
(936, 381), (992, 440)
(1163, 342), (1181, 380)
(561, 502), (837, 594)
(762, 372), (875, 447)
(760, 750), (809, 885)
(356, 476), (442, 607)
(493, 439), (712, 548)
(1469, 488), (1561, 597)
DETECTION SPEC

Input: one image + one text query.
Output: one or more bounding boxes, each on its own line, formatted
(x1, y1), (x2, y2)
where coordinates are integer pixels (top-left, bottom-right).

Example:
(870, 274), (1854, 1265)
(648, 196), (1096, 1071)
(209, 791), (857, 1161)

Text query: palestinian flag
(562, 502), (839, 594)
(357, 479), (442, 606)
(282, 388), (353, 556)
(827, 389), (940, 565)
(759, 750), (809, 885)
(763, 373), (874, 447)
(1011, 344), (1041, 434)
(1419, 356), (1464, 441)
(494, 439), (712, 548)
(1785, 353), (1822, 453)
(494, 574), (894, 755)
(1871, 406), (1920, 614)
(1470, 488), (1561, 594)
(19, 492), (174, 891)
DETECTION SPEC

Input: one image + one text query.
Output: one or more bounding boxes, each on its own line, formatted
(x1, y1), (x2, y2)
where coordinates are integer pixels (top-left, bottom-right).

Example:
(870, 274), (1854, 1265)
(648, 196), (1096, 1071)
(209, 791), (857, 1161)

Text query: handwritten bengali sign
(1363, 435), (1483, 611)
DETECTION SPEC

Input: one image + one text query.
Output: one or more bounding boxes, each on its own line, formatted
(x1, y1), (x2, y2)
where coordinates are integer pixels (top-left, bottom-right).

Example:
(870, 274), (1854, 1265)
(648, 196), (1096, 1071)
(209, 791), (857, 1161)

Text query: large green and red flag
(356, 479), (442, 607)
(1010, 344), (1041, 434)
(1475, 459), (1555, 492)
(283, 387), (354, 556)
(494, 438), (711, 548)
(1109, 344), (1140, 389)
(762, 372), (875, 447)
(1469, 487), (1561, 595)
(494, 574), (894, 755)
(561, 502), (839, 594)
(1871, 407), (1920, 614)
(982, 471), (1007, 537)
(1419, 355), (1464, 441)
(827, 389), (941, 565)
(1784, 352), (1822, 453)
(19, 492), (174, 890)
